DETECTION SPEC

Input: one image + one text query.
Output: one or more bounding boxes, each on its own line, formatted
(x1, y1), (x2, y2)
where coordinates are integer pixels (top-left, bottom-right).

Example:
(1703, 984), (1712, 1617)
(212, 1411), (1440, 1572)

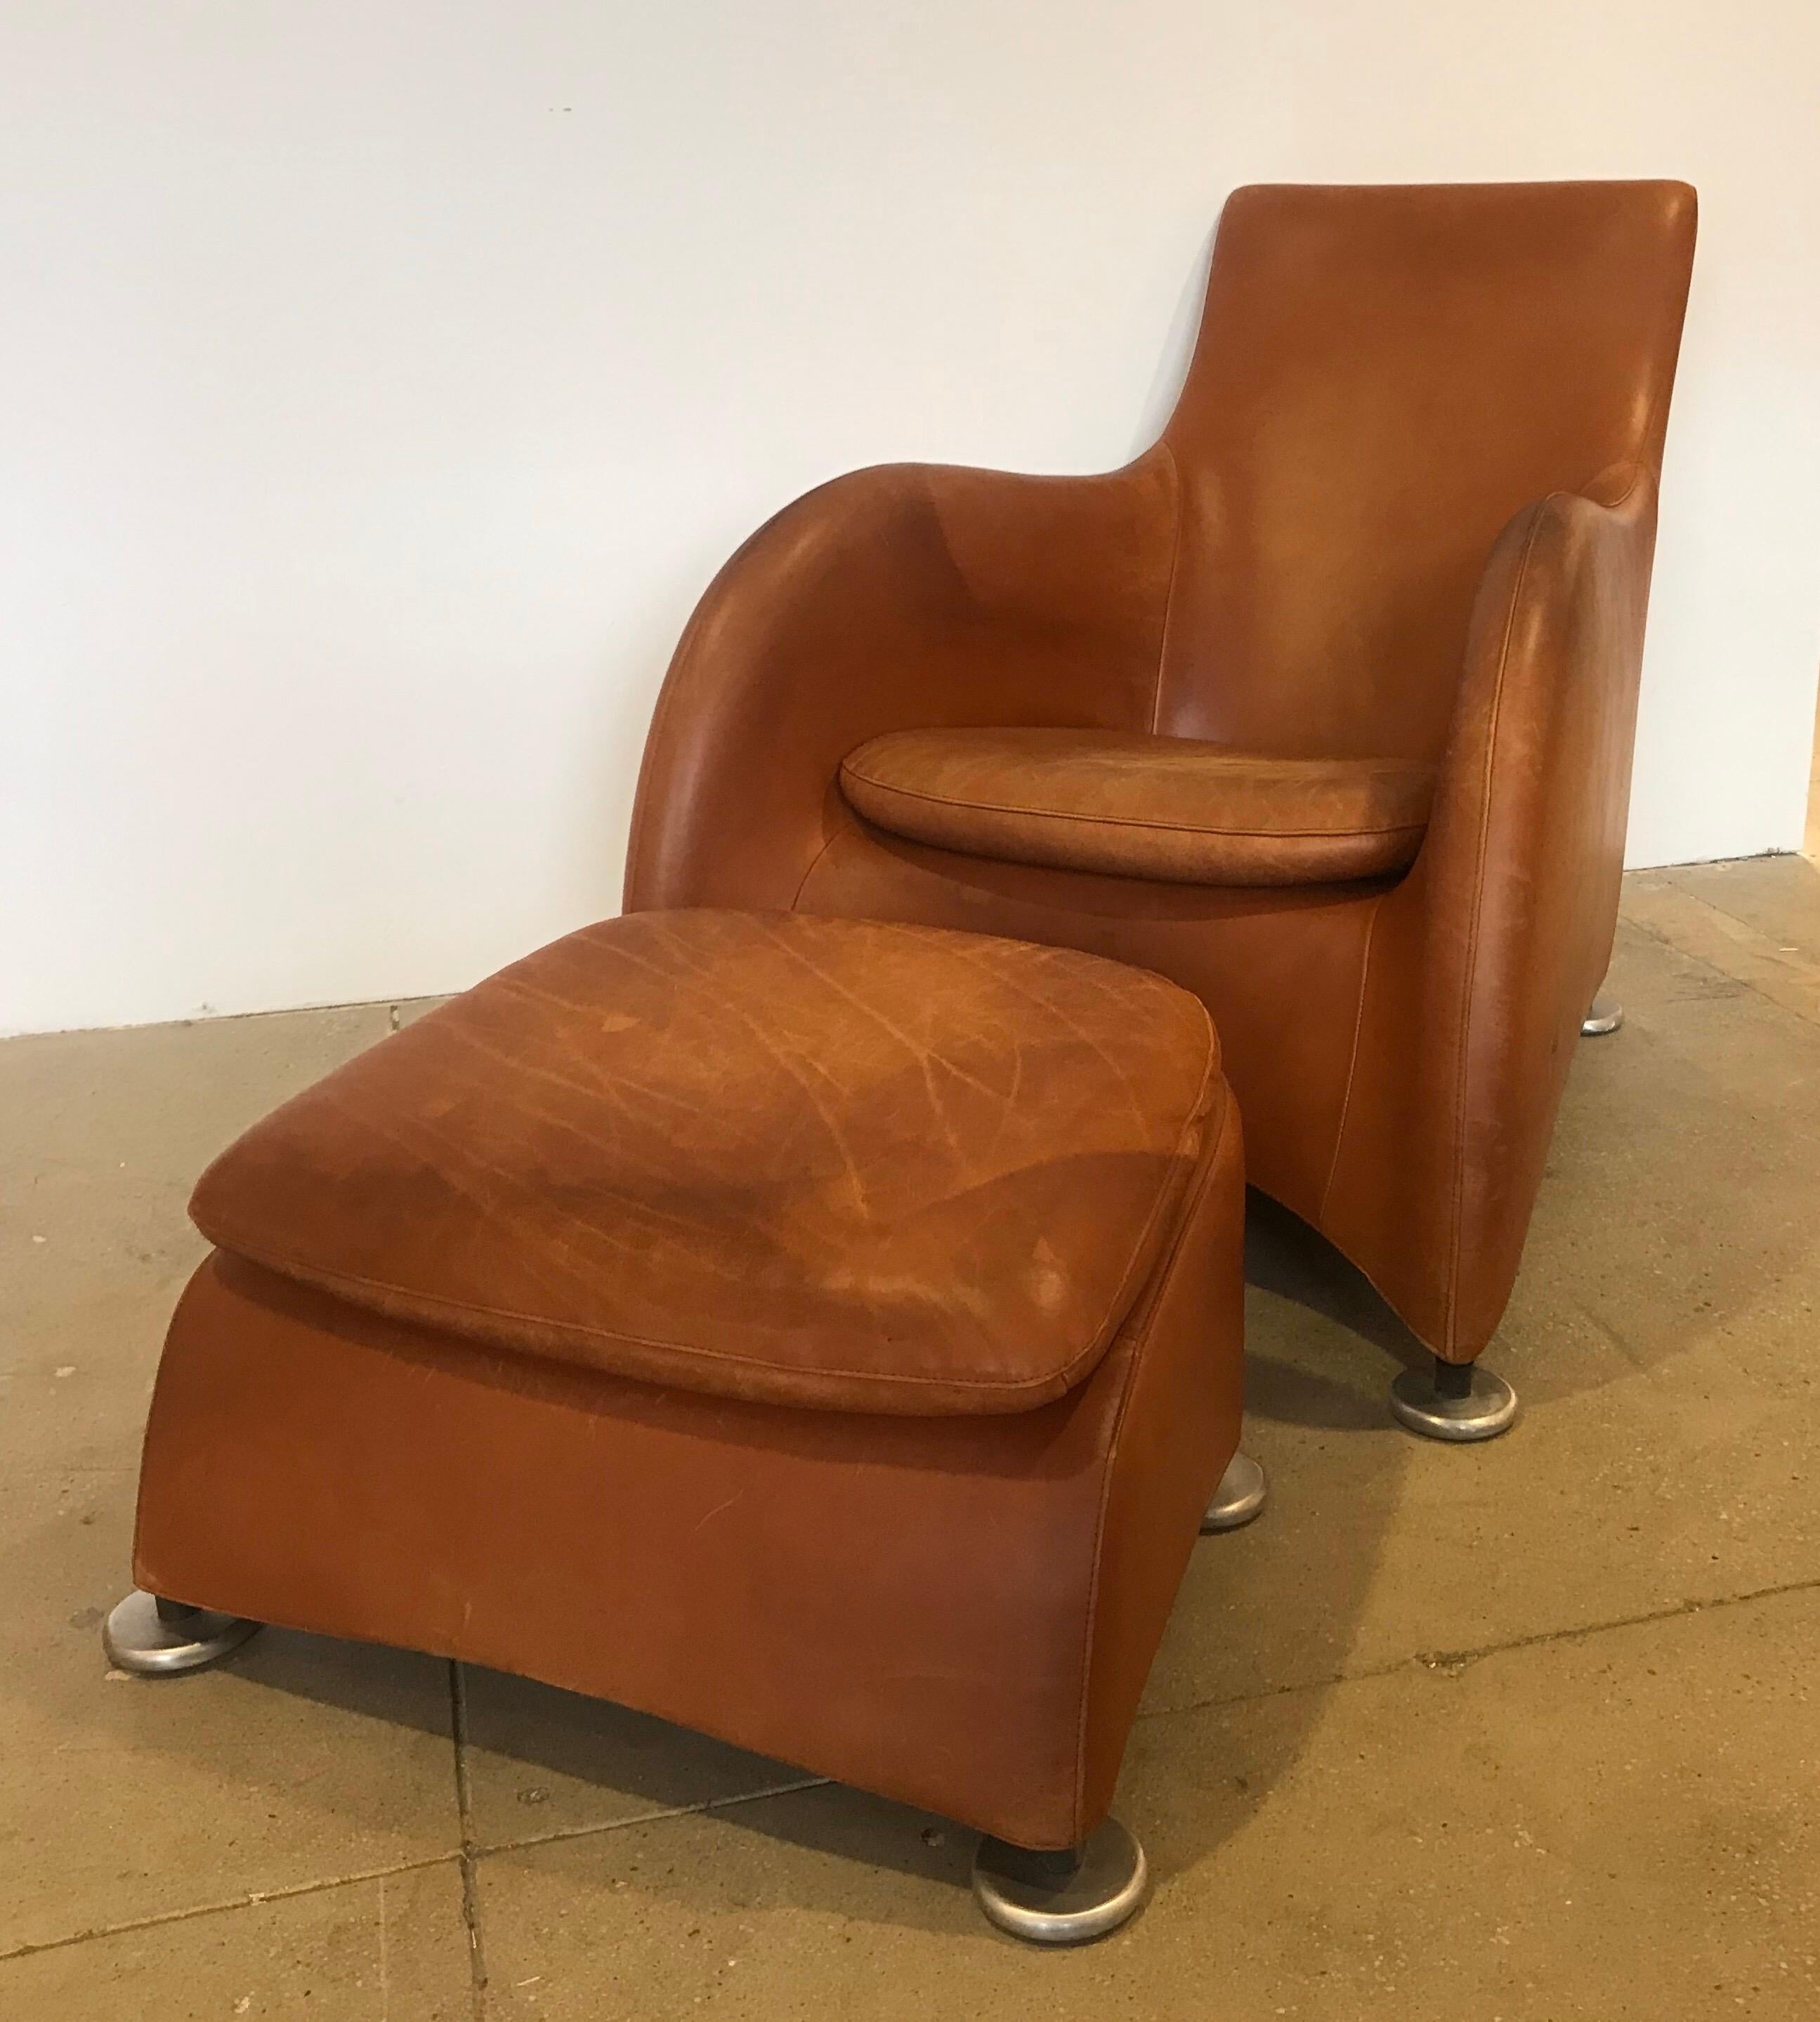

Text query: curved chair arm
(1322, 469), (1659, 1357)
(623, 448), (1180, 913)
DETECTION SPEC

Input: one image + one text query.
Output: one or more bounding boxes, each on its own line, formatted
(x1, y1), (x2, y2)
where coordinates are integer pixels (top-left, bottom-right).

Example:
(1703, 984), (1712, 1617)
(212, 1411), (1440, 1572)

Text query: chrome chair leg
(1200, 1450), (1267, 1532)
(1389, 1356), (1517, 1442)
(1581, 992), (1623, 1037)
(102, 1590), (262, 1676)
(972, 1816), (1148, 1943)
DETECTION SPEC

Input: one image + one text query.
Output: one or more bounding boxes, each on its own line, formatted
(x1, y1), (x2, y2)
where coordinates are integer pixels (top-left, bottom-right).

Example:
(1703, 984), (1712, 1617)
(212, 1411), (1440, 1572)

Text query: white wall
(4, 2), (1818, 1035)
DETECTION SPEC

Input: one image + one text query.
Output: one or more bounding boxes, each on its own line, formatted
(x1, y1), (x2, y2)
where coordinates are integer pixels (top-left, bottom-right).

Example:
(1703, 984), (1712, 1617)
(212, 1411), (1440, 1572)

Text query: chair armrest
(1411, 463), (1658, 980)
(1323, 469), (1659, 1355)
(624, 448), (1179, 912)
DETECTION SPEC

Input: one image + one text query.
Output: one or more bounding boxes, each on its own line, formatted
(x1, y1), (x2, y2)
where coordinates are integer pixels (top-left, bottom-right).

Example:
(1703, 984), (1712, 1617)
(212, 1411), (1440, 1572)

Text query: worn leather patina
(190, 909), (1220, 1414)
(126, 181), (1698, 1865)
(626, 179), (1698, 1364)
(842, 727), (1437, 886)
(139, 908), (1245, 1851)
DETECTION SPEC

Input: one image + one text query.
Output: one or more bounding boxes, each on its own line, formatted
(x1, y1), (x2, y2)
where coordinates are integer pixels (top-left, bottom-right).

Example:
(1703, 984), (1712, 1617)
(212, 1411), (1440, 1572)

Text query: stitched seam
(1583, 212), (1684, 517)
(1599, 461), (1646, 511)
(842, 768), (1427, 842)
(1068, 1076), (1231, 1841)
(1443, 500), (1553, 1348)
(1621, 234), (1689, 497)
(785, 818), (853, 912)
(128, 1267), (207, 1591)
(1149, 442), (1185, 734)
(1318, 889), (1388, 1223)
(199, 1231), (1131, 1402)
(846, 748), (1431, 783)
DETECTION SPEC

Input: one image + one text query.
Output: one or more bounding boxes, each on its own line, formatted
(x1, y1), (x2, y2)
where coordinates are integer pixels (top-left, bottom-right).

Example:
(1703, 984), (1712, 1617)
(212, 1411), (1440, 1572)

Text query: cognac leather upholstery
(134, 911), (1246, 1852)
(190, 909), (1221, 1415)
(627, 180), (1697, 1364)
(842, 727), (1436, 885)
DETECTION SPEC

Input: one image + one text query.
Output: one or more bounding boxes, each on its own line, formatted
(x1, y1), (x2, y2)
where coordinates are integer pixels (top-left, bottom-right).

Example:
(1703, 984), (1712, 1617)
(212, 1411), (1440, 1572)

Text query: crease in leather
(787, 810), (859, 911)
(1318, 887), (1389, 1225)
(622, 180), (1696, 1360)
(1149, 440), (1186, 735)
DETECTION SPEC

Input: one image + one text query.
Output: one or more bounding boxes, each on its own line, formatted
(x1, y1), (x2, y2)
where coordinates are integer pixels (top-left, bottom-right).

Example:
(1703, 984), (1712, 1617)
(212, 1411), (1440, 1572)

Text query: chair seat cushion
(190, 910), (1222, 1416)
(839, 727), (1436, 886)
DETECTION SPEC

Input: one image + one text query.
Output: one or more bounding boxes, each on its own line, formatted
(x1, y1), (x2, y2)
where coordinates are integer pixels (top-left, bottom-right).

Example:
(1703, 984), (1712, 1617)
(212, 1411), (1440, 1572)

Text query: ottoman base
(130, 1086), (1241, 1861)
(115, 908), (1249, 1942)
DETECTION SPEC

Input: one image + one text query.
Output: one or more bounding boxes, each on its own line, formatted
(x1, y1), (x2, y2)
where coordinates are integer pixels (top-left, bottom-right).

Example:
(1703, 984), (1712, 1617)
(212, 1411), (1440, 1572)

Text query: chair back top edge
(1151, 178), (1696, 757)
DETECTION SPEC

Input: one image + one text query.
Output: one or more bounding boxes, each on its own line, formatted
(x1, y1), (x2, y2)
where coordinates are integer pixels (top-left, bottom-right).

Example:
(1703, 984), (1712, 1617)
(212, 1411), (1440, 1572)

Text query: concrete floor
(3, 856), (1818, 2021)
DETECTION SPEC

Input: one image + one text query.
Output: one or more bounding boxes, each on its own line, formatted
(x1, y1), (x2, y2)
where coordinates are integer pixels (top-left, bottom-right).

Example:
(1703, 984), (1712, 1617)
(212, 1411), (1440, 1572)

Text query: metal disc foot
(1389, 1359), (1517, 1443)
(1200, 1450), (1267, 1532)
(1581, 993), (1623, 1037)
(972, 1816), (1148, 1944)
(102, 1591), (262, 1676)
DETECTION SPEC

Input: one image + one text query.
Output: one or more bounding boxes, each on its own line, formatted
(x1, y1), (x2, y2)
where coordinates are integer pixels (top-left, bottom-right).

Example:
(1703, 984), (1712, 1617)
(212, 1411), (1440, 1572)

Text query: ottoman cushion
(190, 909), (1222, 1414)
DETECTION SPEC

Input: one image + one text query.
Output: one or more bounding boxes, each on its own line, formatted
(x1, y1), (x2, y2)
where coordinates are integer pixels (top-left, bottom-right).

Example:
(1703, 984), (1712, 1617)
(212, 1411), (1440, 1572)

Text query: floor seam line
(450, 1661), (490, 2021)
(1620, 909), (1820, 1029)
(1658, 873), (1820, 970)
(471, 1776), (833, 1860)
(0, 1853), (462, 1966)
(1137, 1569), (1820, 1725)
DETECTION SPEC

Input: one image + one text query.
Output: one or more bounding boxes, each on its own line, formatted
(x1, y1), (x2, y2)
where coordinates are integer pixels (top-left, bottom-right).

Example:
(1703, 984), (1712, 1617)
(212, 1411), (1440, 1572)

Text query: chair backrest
(1155, 181), (1696, 761)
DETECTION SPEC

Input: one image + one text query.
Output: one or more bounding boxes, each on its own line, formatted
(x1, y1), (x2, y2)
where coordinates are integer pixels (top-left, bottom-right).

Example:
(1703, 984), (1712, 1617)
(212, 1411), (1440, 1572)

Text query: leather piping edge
(192, 1071), (1228, 1420)
(839, 762), (1434, 842)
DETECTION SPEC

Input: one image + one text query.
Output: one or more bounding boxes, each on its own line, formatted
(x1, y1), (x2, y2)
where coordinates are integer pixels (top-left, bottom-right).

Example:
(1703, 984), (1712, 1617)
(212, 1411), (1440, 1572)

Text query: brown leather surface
(841, 726), (1435, 885)
(794, 823), (1380, 1230)
(191, 908), (1219, 1414)
(1156, 182), (1695, 764)
(624, 451), (1181, 918)
(1320, 471), (1661, 1352)
(625, 181), (1696, 1361)
(136, 1076), (1243, 1849)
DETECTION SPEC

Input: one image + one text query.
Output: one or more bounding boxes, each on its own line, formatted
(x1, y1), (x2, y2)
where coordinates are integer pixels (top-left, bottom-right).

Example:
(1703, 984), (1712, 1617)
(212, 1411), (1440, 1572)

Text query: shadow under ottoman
(110, 910), (1250, 1942)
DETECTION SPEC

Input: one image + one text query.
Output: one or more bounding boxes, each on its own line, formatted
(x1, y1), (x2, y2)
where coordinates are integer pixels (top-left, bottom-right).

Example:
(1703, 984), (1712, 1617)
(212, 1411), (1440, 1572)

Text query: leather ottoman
(106, 909), (1254, 1942)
